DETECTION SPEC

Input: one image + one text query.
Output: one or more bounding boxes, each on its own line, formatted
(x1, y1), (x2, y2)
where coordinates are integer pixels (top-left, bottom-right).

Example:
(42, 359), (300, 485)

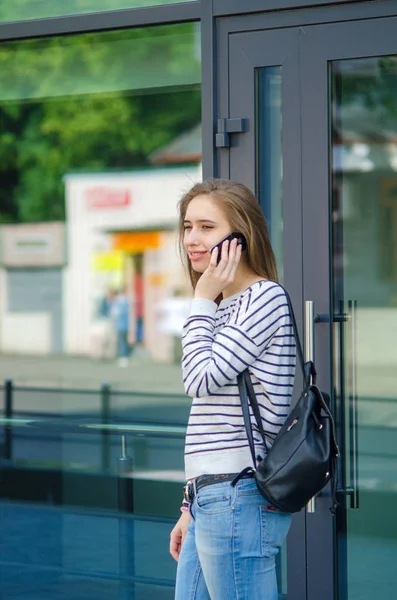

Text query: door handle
(347, 300), (359, 509)
(334, 302), (359, 509)
(305, 301), (316, 514)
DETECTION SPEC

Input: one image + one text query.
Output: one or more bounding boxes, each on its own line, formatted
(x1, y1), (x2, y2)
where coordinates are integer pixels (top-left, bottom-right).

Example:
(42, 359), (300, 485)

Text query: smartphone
(210, 232), (247, 264)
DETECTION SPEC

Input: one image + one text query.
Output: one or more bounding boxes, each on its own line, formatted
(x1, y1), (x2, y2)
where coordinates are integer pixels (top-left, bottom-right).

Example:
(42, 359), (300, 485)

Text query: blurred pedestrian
(90, 288), (116, 360)
(111, 287), (131, 367)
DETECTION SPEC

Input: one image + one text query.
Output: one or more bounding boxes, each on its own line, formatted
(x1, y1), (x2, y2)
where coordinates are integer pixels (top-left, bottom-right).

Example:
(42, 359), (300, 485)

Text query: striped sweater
(182, 280), (296, 480)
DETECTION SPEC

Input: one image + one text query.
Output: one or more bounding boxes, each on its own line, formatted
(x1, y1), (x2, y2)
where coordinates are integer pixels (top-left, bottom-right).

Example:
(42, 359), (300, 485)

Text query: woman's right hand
(170, 511), (191, 562)
(194, 238), (242, 301)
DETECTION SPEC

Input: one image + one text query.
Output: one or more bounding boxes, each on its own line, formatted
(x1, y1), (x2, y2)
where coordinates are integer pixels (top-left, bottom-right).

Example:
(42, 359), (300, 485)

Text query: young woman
(170, 179), (296, 600)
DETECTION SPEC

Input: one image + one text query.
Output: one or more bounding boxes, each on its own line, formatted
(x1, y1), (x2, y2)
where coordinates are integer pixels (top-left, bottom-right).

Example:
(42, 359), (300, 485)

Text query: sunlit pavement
(0, 352), (184, 393)
(0, 352), (189, 421)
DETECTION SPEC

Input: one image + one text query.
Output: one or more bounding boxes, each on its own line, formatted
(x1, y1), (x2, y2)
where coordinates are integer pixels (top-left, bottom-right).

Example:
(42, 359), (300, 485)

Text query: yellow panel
(113, 231), (160, 252)
(92, 251), (123, 272)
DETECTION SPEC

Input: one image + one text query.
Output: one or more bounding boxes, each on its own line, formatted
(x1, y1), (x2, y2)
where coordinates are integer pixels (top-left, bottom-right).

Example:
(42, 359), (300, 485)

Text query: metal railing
(0, 378), (187, 463)
(0, 378), (187, 596)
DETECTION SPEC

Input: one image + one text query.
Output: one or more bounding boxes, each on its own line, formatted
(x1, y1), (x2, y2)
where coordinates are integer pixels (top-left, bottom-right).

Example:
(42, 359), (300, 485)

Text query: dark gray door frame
(216, 0), (397, 37)
(217, 9), (397, 600)
(227, 28), (304, 312)
(218, 27), (306, 600)
(213, 0), (397, 180)
(214, 0), (371, 17)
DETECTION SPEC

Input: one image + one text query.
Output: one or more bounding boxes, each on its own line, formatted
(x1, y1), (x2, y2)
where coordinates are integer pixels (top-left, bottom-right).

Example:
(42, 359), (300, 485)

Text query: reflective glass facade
(1, 3), (397, 600)
(0, 0), (196, 23)
(0, 20), (200, 600)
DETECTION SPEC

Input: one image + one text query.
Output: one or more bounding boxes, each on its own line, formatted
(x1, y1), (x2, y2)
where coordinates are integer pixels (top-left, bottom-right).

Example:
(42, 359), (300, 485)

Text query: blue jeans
(175, 478), (291, 600)
(117, 331), (130, 358)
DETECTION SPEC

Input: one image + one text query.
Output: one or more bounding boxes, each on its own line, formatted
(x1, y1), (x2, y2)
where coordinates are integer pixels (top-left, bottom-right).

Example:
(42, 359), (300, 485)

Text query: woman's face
(183, 194), (231, 273)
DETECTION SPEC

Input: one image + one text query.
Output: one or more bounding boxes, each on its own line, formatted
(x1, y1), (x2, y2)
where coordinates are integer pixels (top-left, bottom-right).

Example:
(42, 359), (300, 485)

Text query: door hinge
(215, 118), (247, 148)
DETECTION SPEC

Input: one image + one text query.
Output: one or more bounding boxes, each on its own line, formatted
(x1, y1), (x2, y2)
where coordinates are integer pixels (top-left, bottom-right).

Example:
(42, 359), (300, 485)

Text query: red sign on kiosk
(85, 187), (131, 209)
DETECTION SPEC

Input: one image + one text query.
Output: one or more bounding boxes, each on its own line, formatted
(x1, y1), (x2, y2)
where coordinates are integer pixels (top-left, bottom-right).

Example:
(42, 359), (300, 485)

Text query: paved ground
(0, 352), (184, 394)
(0, 352), (191, 426)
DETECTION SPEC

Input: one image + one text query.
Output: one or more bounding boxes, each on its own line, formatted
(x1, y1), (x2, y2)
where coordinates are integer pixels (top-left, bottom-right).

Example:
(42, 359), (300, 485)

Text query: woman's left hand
(170, 511), (191, 561)
(194, 238), (242, 301)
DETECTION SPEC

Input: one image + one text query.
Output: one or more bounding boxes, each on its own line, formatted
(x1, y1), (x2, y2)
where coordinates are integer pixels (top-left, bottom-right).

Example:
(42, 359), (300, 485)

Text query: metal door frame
(300, 15), (397, 600)
(217, 6), (397, 600)
(217, 25), (307, 600)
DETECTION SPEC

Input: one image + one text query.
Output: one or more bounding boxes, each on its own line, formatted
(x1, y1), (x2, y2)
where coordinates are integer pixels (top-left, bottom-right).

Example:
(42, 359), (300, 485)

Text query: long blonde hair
(178, 178), (278, 291)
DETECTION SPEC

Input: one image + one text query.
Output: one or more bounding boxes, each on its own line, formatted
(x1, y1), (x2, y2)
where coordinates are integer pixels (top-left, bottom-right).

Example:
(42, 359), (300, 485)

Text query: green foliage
(0, 24), (201, 223)
(333, 57), (397, 121)
(0, 0), (186, 22)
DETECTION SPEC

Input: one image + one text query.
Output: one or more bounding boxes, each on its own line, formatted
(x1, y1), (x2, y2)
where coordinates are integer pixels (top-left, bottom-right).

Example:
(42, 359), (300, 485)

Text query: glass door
(222, 12), (397, 600)
(221, 27), (306, 600)
(301, 17), (397, 600)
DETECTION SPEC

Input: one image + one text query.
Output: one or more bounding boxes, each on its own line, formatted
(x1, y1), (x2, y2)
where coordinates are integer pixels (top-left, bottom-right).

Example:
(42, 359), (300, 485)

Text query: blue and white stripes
(182, 280), (296, 480)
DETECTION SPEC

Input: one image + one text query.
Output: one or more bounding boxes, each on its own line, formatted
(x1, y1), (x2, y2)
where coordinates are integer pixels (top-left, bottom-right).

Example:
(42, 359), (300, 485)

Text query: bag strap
(277, 284), (314, 387)
(237, 370), (272, 469)
(237, 283), (340, 513)
(237, 283), (313, 464)
(243, 370), (269, 451)
(237, 373), (258, 467)
(312, 384), (340, 456)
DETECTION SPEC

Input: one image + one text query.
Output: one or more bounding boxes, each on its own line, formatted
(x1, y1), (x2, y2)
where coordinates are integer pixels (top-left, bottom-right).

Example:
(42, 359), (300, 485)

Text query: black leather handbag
(236, 288), (339, 514)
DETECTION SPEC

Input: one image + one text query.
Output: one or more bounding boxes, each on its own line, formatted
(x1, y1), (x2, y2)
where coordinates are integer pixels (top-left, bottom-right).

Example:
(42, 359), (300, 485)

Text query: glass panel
(0, 0), (196, 23)
(0, 23), (200, 599)
(256, 66), (287, 599)
(331, 57), (397, 600)
(256, 67), (283, 279)
(0, 23), (201, 394)
(0, 414), (184, 599)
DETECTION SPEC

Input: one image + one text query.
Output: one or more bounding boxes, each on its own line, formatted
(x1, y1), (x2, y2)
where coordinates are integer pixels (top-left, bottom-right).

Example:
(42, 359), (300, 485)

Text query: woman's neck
(222, 265), (266, 299)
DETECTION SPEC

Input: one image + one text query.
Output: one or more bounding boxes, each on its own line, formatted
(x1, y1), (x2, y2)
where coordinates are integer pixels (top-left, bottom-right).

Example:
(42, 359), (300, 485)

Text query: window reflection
(331, 55), (397, 466)
(0, 24), (201, 395)
(0, 0), (196, 24)
(256, 67), (283, 279)
(0, 23), (200, 599)
(64, 168), (197, 370)
(331, 56), (397, 600)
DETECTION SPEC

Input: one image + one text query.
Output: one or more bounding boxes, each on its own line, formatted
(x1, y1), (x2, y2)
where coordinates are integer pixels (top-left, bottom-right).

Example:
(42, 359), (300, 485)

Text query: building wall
(0, 223), (65, 355)
(64, 166), (200, 358)
(5, 269), (63, 354)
